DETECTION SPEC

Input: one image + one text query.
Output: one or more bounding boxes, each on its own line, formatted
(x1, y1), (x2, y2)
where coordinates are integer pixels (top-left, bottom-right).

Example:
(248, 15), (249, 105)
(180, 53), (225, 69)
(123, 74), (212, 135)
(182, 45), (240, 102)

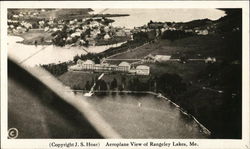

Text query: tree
(156, 73), (186, 97)
(121, 76), (126, 89)
(100, 80), (108, 90)
(110, 78), (118, 90)
(161, 30), (193, 41)
(85, 81), (91, 91)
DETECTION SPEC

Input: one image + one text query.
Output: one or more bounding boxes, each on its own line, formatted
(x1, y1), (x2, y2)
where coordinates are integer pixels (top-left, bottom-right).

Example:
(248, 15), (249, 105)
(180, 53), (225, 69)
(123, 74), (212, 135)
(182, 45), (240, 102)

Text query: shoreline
(9, 32), (128, 47)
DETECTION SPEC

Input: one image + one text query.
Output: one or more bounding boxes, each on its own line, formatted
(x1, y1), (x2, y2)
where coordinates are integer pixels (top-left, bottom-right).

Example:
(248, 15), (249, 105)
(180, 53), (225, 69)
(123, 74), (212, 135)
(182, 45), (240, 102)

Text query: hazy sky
(92, 9), (226, 28)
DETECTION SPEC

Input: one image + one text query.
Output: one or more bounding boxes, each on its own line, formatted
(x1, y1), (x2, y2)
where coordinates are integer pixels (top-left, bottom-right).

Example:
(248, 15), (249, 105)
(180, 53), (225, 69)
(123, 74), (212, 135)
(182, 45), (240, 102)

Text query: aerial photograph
(7, 8), (242, 139)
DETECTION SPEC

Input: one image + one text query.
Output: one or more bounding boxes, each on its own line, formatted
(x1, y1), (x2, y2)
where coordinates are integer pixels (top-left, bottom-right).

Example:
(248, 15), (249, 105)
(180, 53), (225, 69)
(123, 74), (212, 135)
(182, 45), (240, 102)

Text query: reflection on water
(8, 36), (124, 66)
(76, 92), (210, 138)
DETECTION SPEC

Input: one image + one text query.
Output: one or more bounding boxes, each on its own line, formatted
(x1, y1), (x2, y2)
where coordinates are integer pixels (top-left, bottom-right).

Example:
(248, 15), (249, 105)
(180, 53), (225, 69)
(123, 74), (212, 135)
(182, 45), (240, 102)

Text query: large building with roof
(68, 60), (150, 75)
(118, 61), (131, 72)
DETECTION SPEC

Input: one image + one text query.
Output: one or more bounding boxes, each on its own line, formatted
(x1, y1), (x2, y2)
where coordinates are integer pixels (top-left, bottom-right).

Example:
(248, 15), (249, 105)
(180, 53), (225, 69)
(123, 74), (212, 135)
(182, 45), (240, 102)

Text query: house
(13, 15), (19, 18)
(143, 54), (155, 63)
(205, 57), (216, 63)
(9, 25), (15, 29)
(115, 29), (126, 37)
(53, 27), (59, 32)
(136, 65), (150, 75)
(124, 29), (131, 35)
(103, 26), (109, 33)
(70, 32), (81, 37)
(38, 21), (45, 28)
(87, 38), (96, 46)
(16, 26), (27, 33)
(118, 62), (131, 72)
(44, 27), (50, 32)
(198, 29), (209, 35)
(143, 54), (171, 63)
(21, 21), (32, 29)
(80, 59), (95, 69)
(128, 68), (137, 75)
(104, 34), (111, 40)
(68, 65), (82, 71)
(89, 21), (99, 28)
(154, 55), (171, 62)
(69, 20), (75, 25)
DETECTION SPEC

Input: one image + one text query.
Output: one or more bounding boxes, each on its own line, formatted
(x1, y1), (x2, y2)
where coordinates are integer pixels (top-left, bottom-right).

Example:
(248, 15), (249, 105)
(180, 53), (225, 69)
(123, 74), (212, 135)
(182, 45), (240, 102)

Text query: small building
(198, 29), (209, 35)
(76, 59), (95, 70)
(71, 31), (82, 37)
(87, 38), (96, 46)
(136, 65), (150, 75)
(89, 21), (99, 28)
(128, 69), (137, 75)
(104, 34), (111, 40)
(205, 57), (216, 63)
(68, 65), (82, 71)
(154, 55), (171, 62)
(143, 54), (155, 63)
(53, 27), (59, 32)
(44, 27), (50, 32)
(115, 30), (126, 37)
(13, 15), (19, 18)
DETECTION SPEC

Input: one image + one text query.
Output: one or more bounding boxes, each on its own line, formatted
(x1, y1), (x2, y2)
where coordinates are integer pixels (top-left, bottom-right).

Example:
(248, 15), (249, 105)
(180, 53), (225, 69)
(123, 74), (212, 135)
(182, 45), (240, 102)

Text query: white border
(1, 1), (249, 149)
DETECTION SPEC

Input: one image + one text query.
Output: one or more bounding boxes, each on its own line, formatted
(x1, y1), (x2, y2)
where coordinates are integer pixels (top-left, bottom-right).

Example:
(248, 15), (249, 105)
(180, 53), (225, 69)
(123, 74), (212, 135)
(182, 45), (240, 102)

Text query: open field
(111, 35), (226, 59)
(149, 61), (208, 82)
(17, 29), (53, 45)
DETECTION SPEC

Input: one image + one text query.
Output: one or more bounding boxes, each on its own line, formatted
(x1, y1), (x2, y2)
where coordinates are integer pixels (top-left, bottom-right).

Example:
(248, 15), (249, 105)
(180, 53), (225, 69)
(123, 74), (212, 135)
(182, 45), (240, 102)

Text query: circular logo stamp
(8, 128), (18, 139)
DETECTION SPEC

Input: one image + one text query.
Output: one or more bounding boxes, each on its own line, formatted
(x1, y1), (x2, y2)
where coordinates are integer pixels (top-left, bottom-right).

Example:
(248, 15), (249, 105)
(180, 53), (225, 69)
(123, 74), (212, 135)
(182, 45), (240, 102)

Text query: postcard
(1, 1), (249, 149)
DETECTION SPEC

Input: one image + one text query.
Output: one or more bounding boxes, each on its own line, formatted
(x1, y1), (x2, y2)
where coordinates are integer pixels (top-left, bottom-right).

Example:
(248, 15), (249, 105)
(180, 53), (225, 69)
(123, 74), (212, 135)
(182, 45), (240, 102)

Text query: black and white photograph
(1, 1), (249, 149)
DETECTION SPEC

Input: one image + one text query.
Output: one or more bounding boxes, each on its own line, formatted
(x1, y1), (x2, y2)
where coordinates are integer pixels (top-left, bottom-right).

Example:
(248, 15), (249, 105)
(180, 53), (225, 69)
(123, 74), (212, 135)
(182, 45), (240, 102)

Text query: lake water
(8, 36), (124, 66)
(93, 9), (226, 28)
(76, 92), (210, 138)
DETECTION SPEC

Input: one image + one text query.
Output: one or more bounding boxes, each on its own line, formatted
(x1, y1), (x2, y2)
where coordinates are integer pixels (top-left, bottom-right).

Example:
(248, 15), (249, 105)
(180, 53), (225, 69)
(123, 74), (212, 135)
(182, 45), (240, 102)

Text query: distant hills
(8, 8), (129, 21)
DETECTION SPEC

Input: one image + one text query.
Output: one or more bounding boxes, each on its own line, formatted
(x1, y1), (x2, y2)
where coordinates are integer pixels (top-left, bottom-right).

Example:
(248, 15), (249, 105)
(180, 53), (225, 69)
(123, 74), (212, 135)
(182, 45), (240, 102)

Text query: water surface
(8, 36), (124, 66)
(93, 9), (226, 28)
(77, 92), (210, 138)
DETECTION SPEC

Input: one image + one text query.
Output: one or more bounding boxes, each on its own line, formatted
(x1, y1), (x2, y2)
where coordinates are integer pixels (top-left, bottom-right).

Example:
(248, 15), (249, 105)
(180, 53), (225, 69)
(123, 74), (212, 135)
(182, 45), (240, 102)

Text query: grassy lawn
(18, 29), (53, 45)
(112, 35), (225, 59)
(149, 61), (208, 82)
